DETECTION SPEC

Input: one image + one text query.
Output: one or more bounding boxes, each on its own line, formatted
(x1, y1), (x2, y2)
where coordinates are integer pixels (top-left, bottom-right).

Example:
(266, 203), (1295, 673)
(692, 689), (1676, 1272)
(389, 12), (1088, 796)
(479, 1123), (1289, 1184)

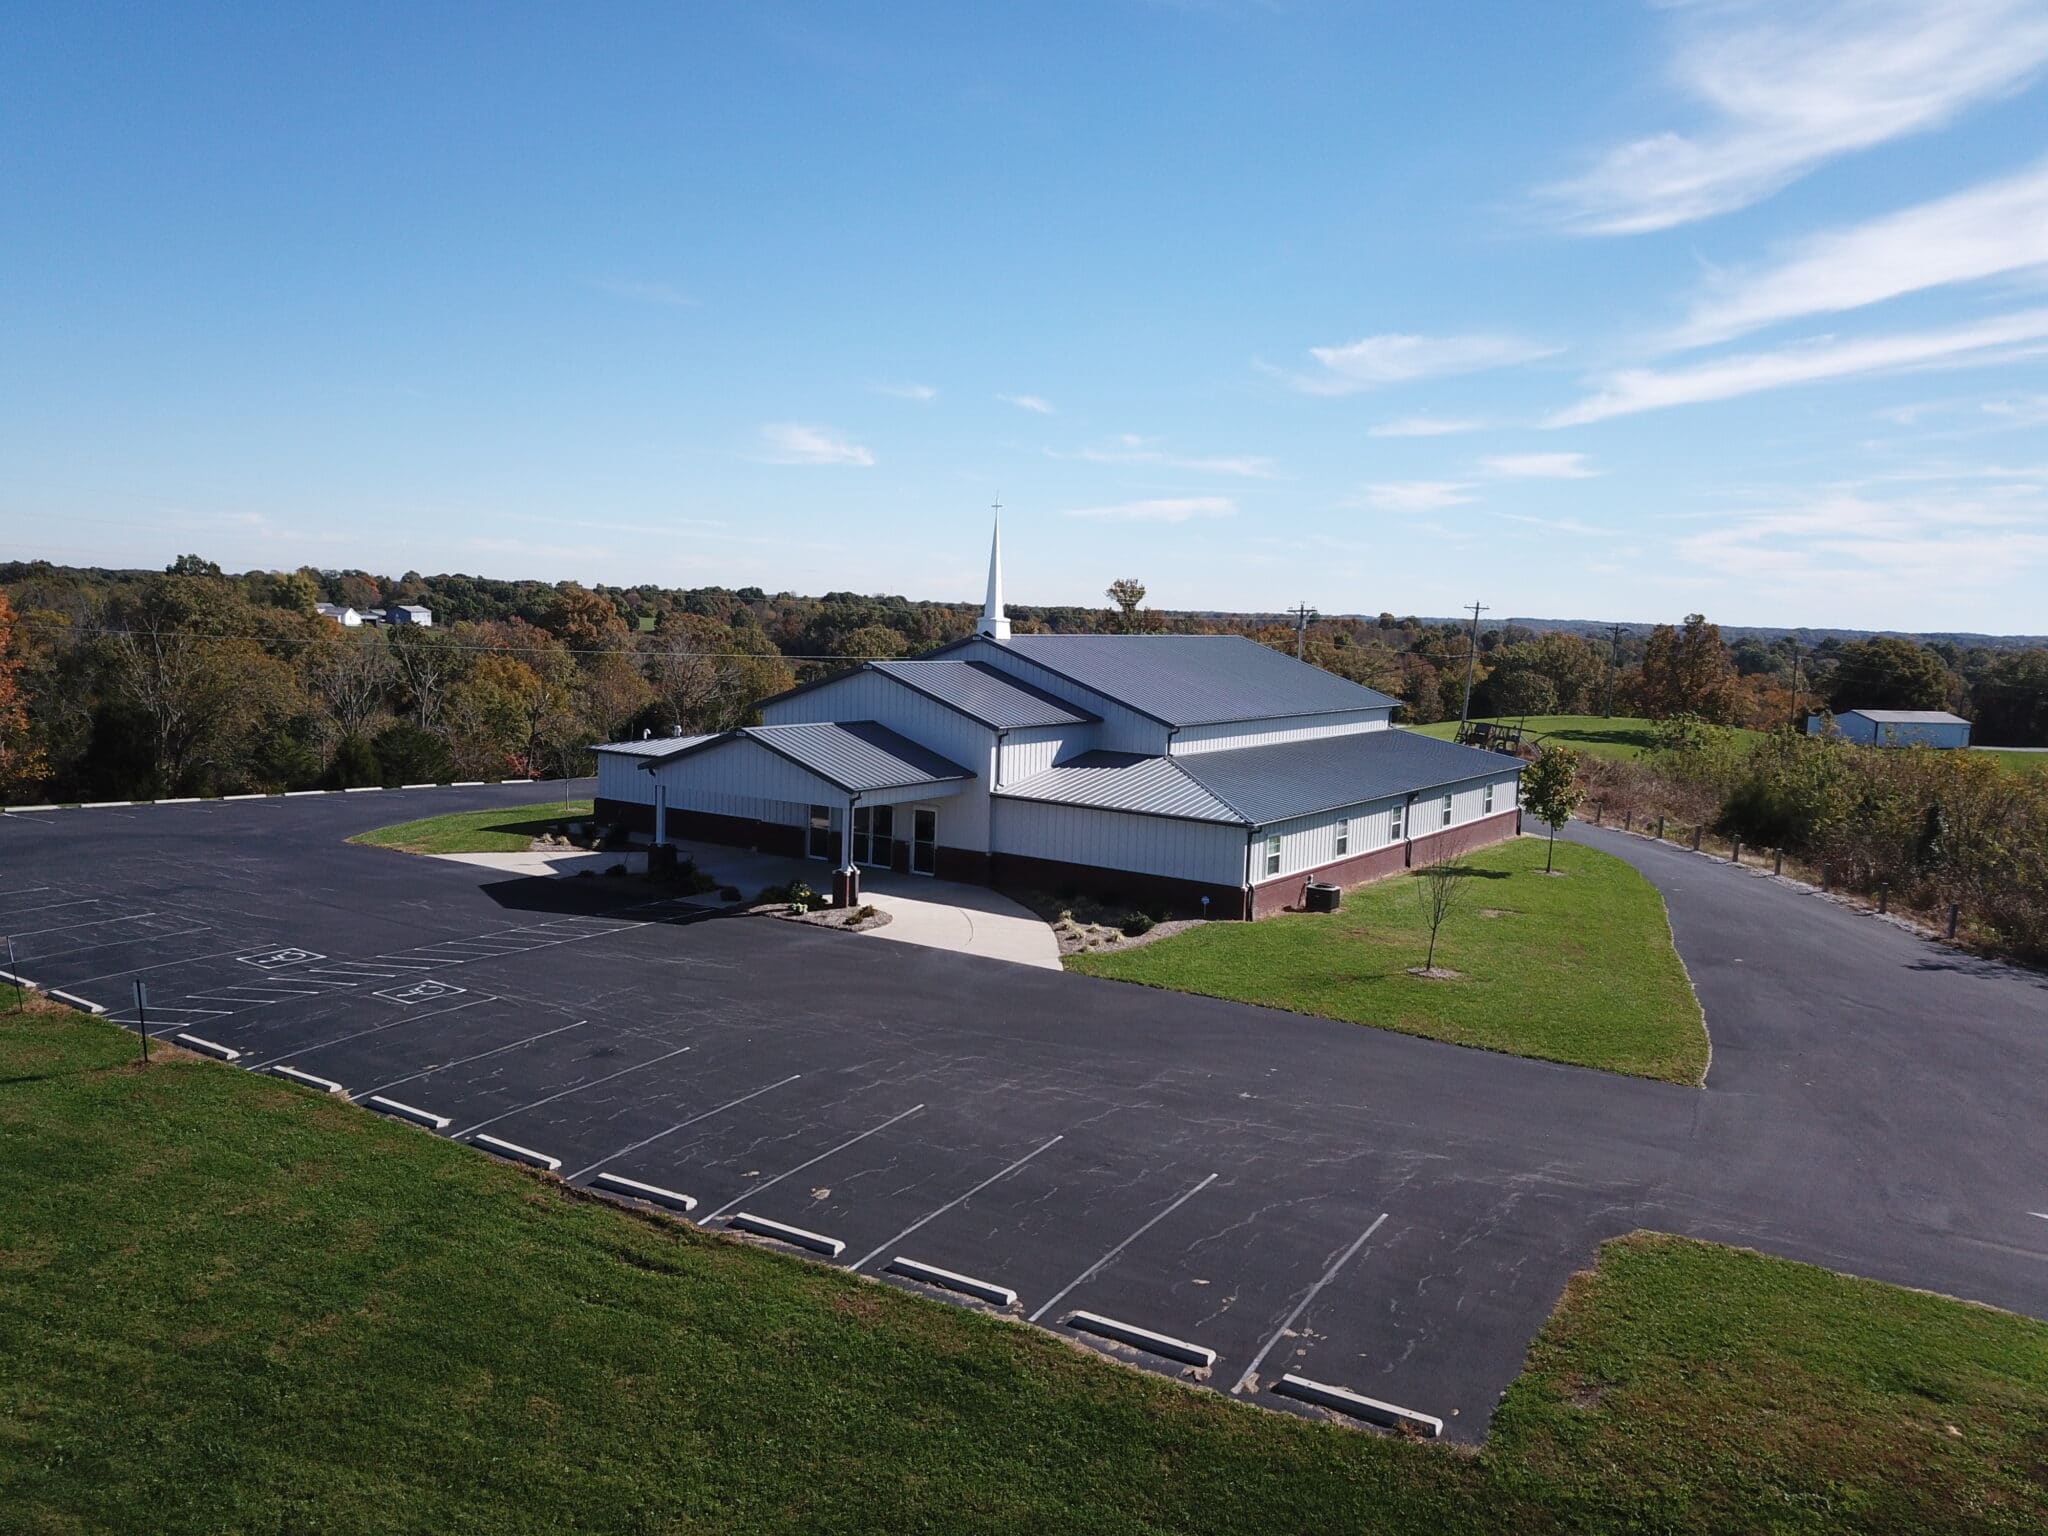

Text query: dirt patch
(763, 903), (892, 934)
(1477, 908), (1517, 918)
(1405, 966), (1464, 980)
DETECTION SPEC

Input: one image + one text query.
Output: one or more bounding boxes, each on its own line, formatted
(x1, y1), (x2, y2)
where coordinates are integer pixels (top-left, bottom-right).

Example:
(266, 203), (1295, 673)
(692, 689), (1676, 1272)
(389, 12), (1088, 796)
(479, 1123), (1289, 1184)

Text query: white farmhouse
(594, 520), (1522, 918)
(314, 602), (363, 627)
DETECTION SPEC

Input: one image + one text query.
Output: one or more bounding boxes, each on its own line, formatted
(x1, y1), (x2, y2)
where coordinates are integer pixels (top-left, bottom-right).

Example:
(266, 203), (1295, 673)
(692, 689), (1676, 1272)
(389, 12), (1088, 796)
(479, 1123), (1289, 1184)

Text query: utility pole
(1289, 602), (1317, 661)
(1789, 637), (1803, 731)
(1605, 623), (1626, 718)
(1458, 601), (1489, 733)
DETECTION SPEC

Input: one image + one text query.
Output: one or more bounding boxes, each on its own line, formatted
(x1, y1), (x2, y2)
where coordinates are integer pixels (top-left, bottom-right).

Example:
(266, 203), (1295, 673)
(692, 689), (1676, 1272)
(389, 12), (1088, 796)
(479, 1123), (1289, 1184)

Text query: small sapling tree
(1413, 855), (1473, 974)
(1522, 744), (1584, 873)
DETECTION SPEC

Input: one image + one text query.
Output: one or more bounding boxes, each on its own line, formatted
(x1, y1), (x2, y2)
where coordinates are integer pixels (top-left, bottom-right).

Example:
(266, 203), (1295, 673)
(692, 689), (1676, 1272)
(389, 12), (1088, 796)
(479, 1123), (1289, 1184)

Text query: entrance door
(852, 804), (895, 867)
(910, 807), (937, 875)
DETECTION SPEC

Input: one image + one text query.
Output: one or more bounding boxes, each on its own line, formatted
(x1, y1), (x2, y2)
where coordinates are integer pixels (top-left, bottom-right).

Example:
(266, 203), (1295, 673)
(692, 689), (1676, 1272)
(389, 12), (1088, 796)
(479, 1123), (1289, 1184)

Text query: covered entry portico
(639, 720), (973, 905)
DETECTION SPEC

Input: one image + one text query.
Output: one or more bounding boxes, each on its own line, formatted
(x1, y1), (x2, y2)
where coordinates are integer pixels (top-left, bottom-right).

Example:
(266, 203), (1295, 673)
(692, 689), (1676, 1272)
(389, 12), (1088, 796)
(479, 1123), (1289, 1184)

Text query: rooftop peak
(978, 501), (1010, 641)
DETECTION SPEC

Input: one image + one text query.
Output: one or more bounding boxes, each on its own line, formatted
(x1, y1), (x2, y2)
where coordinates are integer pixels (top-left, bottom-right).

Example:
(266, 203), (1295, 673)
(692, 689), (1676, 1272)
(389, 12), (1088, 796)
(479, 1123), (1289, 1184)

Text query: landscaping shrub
(1120, 911), (1155, 937)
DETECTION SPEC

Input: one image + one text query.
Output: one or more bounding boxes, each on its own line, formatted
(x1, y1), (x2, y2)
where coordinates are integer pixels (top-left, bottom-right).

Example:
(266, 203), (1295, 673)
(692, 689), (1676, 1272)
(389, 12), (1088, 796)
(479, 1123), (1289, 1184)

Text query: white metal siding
(596, 752), (652, 806)
(758, 669), (997, 849)
(1256, 770), (1520, 878)
(997, 725), (1080, 788)
(1172, 709), (1392, 755)
(990, 800), (1245, 885)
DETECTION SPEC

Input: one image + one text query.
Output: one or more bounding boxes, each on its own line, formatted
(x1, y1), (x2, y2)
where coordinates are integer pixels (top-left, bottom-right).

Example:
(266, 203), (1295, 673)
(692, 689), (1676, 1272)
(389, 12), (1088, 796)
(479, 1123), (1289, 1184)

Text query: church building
(594, 521), (1523, 919)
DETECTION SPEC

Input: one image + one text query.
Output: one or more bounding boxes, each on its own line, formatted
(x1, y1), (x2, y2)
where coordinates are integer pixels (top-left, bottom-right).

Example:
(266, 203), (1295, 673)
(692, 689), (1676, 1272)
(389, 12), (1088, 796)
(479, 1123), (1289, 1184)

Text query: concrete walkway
(435, 838), (1061, 969)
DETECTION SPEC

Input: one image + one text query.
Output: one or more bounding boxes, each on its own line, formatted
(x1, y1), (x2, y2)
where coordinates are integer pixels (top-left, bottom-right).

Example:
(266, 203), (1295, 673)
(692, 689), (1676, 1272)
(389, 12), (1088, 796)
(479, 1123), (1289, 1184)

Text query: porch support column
(653, 781), (668, 847)
(834, 794), (860, 908)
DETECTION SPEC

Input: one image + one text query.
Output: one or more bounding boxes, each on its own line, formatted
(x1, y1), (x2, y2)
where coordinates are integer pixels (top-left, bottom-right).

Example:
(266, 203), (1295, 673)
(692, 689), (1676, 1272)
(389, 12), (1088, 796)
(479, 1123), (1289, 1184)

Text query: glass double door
(847, 804), (937, 874)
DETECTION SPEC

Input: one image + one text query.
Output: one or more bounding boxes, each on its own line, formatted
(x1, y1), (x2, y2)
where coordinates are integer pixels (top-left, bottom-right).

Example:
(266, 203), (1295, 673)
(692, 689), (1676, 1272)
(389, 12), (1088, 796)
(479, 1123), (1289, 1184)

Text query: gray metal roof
(869, 659), (1095, 728)
(998, 729), (1518, 826)
(1842, 710), (1969, 725)
(653, 720), (973, 794)
(593, 735), (713, 757)
(1177, 729), (1517, 824)
(991, 634), (1399, 726)
(995, 751), (1244, 823)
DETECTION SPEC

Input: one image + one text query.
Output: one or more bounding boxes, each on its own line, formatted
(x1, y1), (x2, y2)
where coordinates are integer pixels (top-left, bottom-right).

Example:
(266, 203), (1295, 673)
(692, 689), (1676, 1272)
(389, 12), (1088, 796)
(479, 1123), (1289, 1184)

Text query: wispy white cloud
(1057, 434), (1280, 479)
(1355, 481), (1476, 512)
(756, 422), (876, 467)
(999, 392), (1056, 415)
(587, 277), (697, 308)
(1278, 333), (1558, 395)
(1547, 308), (2048, 426)
(1985, 394), (2048, 426)
(1538, 0), (2048, 235)
(1676, 485), (2048, 596)
(872, 381), (938, 402)
(1482, 452), (1602, 479)
(1672, 156), (2048, 347)
(1368, 415), (1484, 438)
(1496, 512), (1609, 536)
(1060, 496), (1236, 522)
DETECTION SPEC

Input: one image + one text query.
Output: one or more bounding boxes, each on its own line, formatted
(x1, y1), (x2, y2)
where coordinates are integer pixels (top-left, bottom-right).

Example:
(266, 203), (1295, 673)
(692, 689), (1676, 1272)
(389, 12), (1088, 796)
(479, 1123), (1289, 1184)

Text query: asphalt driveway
(2, 787), (2042, 1443)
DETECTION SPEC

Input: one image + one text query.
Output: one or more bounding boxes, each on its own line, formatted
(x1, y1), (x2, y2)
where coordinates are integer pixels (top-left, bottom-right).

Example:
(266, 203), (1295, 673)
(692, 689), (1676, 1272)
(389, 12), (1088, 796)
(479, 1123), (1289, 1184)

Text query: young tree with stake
(1521, 744), (1584, 873)
(1414, 855), (1472, 974)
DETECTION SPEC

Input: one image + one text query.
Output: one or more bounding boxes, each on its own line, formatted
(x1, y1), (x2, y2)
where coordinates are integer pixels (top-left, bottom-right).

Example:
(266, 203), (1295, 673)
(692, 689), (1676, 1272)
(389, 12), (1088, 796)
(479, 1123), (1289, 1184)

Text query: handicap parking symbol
(375, 980), (467, 1006)
(239, 947), (324, 970)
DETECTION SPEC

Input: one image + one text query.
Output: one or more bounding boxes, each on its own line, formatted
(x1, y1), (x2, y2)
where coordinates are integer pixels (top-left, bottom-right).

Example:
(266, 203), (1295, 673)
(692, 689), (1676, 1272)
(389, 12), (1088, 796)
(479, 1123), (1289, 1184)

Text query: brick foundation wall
(594, 796), (654, 833)
(990, 851), (1247, 922)
(1248, 808), (1520, 919)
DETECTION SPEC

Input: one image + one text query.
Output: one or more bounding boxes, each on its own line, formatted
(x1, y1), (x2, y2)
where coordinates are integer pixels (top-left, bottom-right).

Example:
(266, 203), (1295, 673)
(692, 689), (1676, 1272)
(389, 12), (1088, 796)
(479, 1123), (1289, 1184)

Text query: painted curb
(594, 1172), (697, 1212)
(272, 1065), (346, 1094)
(472, 1134), (562, 1171)
(729, 1212), (845, 1257)
(1066, 1311), (1216, 1368)
(80, 800), (134, 809)
(47, 989), (106, 1016)
(343, 786), (383, 793)
(153, 797), (202, 805)
(0, 967), (38, 991)
(367, 1095), (452, 1130)
(1272, 1374), (1443, 1437)
(885, 1256), (1017, 1308)
(175, 1033), (241, 1061)
(2, 805), (60, 813)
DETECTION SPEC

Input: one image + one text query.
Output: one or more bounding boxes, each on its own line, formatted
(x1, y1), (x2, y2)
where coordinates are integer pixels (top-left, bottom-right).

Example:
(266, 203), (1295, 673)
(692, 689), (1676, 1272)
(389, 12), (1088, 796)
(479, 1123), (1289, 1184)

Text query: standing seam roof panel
(990, 634), (1399, 725)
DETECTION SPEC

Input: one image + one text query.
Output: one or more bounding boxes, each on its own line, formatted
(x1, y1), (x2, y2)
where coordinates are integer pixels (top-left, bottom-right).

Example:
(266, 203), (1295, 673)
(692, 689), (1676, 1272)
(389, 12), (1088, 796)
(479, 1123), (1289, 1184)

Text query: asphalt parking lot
(3, 786), (2045, 1443)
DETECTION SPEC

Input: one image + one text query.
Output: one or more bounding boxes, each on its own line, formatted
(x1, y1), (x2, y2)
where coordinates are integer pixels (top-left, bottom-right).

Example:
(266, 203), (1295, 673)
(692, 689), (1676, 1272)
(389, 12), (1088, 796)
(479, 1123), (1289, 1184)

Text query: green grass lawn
(1975, 747), (2048, 775)
(1068, 836), (1708, 1084)
(3, 1005), (2045, 1534)
(1409, 714), (1710, 760)
(347, 799), (594, 855)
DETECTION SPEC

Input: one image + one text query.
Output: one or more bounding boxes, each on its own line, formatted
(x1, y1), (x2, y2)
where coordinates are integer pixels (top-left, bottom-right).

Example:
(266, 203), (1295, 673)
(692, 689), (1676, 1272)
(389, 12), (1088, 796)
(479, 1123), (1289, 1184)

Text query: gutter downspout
(1404, 791), (1419, 868)
(1243, 826), (1257, 921)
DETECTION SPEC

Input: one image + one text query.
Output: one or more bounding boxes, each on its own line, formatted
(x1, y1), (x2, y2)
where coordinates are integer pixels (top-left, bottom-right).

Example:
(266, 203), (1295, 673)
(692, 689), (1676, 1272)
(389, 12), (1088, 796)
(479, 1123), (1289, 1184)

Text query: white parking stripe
(6, 910), (158, 940)
(242, 995), (494, 1070)
(58, 942), (291, 989)
(849, 1135), (1065, 1272)
(450, 1045), (695, 1139)
(566, 1074), (802, 1181)
(351, 1019), (592, 1100)
(1027, 1173), (1219, 1324)
(1231, 1213), (1389, 1396)
(700, 1104), (927, 1223)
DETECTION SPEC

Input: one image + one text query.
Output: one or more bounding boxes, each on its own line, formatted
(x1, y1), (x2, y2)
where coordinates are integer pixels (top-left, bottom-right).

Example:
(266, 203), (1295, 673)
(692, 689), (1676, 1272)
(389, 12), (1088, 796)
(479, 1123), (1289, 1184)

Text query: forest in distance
(0, 553), (2044, 809)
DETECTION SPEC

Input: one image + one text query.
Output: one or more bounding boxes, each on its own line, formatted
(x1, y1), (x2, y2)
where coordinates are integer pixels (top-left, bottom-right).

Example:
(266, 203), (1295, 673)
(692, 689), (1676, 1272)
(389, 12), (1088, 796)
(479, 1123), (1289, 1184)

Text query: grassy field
(1976, 747), (2048, 775)
(1411, 715), (1690, 760)
(347, 799), (594, 855)
(3, 1005), (2045, 1534)
(1068, 836), (1709, 1084)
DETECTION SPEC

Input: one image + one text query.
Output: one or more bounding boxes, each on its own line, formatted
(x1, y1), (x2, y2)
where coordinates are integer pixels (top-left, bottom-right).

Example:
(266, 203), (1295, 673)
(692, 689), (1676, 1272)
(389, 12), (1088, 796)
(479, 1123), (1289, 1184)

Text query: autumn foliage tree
(0, 591), (43, 797)
(1636, 614), (1738, 723)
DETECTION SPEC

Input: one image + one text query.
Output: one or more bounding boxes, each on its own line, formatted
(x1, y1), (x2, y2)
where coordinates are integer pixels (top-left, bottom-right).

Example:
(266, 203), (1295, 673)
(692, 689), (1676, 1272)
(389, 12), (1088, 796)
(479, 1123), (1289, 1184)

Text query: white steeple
(978, 500), (1011, 640)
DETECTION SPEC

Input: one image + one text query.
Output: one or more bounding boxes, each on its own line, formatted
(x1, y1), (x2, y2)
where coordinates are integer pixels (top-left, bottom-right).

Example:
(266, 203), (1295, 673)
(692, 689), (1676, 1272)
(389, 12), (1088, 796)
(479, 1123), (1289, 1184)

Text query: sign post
(133, 980), (148, 1064)
(6, 935), (18, 1012)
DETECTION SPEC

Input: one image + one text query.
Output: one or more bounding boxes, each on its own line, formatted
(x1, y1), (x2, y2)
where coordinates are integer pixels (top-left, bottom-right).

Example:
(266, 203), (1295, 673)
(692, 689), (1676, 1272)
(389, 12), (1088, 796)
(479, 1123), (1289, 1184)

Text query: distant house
(384, 604), (433, 627)
(314, 603), (363, 627)
(1808, 710), (1971, 749)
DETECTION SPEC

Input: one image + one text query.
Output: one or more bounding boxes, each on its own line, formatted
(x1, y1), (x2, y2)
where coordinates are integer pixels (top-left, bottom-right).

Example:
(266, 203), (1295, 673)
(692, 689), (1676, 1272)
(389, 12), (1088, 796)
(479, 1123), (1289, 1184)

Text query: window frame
(1334, 816), (1349, 856)
(1440, 792), (1454, 828)
(1483, 783), (1495, 814)
(1390, 802), (1406, 842)
(1263, 833), (1282, 878)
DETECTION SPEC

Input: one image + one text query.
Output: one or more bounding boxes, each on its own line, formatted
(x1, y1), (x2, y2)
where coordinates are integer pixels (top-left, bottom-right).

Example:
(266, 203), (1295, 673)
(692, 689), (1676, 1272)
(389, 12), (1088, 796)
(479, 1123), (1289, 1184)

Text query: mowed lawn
(4, 1004), (2047, 1534)
(1409, 715), (1728, 760)
(347, 799), (594, 855)
(1068, 836), (1708, 1084)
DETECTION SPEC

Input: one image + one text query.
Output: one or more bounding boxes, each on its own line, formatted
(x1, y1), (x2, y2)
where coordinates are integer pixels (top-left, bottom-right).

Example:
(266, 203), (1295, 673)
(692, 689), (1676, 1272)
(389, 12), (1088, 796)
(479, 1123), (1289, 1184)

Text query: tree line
(1, 556), (2042, 805)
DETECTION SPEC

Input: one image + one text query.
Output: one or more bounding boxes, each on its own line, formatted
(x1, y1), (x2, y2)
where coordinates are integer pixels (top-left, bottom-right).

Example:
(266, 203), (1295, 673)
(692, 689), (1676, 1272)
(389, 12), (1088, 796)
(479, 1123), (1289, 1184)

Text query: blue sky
(3, 1), (2047, 631)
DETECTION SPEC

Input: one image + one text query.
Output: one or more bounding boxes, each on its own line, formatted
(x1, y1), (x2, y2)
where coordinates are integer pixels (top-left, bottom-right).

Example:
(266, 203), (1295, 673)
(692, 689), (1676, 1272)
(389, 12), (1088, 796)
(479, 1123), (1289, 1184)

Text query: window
(807, 804), (832, 860)
(1440, 793), (1454, 828)
(1264, 834), (1282, 878)
(1390, 803), (1406, 842)
(1483, 783), (1495, 814)
(1335, 817), (1349, 856)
